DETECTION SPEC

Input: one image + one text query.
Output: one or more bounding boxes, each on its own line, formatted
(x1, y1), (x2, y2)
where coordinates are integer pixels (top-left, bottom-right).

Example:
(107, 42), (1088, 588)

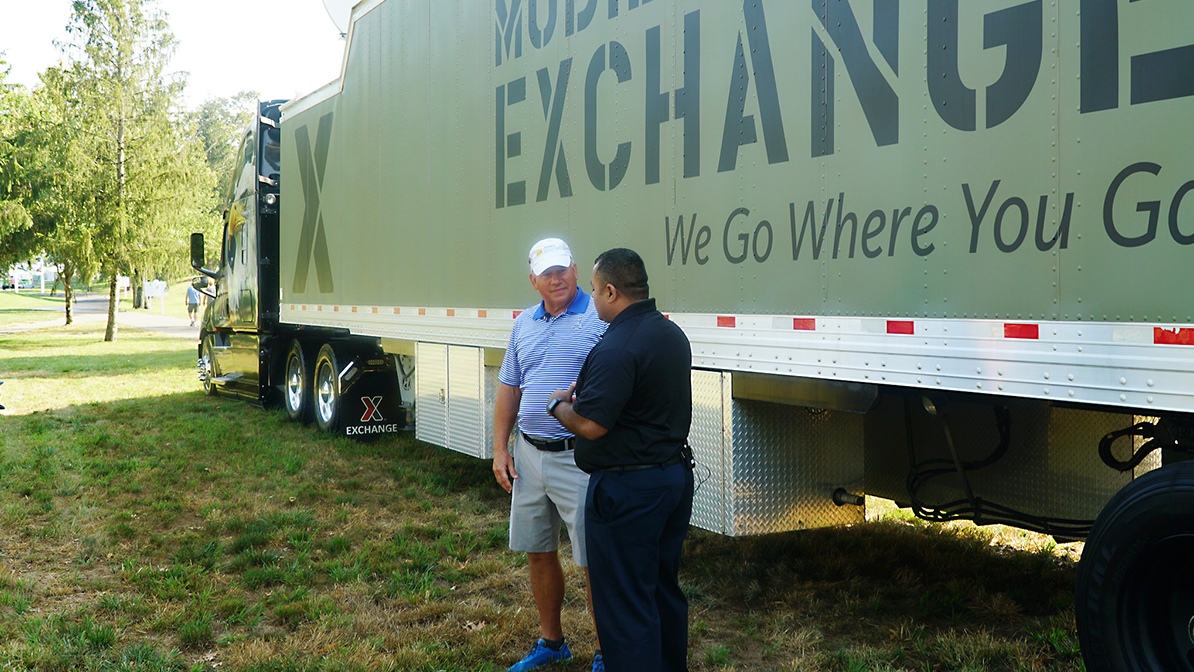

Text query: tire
(283, 340), (312, 423)
(313, 343), (342, 434)
(199, 335), (219, 397)
(1076, 461), (1194, 672)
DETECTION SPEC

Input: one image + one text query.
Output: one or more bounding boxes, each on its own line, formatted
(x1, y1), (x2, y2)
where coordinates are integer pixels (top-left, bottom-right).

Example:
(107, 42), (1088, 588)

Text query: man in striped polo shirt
(494, 238), (608, 672)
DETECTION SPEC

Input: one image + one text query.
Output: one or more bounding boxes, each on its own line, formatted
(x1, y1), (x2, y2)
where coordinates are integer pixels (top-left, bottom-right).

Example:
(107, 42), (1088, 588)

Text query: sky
(0, 0), (348, 108)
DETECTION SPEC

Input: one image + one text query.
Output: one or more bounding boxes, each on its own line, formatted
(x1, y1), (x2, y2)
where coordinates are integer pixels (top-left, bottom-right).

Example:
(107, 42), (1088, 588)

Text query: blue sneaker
(591, 653), (604, 672)
(507, 639), (572, 671)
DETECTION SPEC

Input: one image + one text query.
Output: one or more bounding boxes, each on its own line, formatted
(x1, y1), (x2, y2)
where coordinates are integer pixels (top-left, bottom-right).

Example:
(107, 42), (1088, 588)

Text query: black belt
(594, 454), (685, 473)
(522, 432), (575, 452)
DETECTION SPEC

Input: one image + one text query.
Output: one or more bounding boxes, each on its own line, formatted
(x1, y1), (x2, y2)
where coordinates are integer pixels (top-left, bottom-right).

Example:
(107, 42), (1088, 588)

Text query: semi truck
(190, 1), (1194, 669)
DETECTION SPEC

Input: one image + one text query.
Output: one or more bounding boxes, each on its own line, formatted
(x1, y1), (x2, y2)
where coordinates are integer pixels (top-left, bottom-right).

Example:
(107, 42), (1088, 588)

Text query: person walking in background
(493, 238), (608, 672)
(185, 281), (201, 326)
(546, 248), (695, 672)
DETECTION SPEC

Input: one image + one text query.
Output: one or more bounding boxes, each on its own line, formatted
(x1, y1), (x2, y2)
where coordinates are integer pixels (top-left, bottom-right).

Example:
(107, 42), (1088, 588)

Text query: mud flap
(339, 362), (408, 438)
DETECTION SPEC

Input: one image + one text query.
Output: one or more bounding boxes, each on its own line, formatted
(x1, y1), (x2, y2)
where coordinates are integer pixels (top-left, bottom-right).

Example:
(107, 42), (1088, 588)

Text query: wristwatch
(546, 397), (563, 417)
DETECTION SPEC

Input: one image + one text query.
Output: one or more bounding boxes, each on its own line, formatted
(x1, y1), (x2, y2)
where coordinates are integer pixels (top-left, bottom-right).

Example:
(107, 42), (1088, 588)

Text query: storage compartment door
(690, 370), (731, 534)
(447, 345), (489, 458)
(415, 342), (448, 448)
(687, 370), (867, 536)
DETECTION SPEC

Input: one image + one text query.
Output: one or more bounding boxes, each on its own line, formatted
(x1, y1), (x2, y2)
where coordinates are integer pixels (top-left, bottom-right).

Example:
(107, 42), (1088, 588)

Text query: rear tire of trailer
(200, 335), (219, 397)
(313, 343), (342, 434)
(283, 340), (312, 423)
(1075, 461), (1194, 672)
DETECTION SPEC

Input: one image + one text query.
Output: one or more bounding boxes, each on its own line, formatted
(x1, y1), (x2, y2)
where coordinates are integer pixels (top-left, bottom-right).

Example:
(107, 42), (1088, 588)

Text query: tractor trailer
(190, 1), (1194, 669)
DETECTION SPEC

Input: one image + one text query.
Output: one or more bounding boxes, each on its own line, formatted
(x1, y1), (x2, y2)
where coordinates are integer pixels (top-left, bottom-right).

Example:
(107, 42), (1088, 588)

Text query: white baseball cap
(528, 238), (573, 276)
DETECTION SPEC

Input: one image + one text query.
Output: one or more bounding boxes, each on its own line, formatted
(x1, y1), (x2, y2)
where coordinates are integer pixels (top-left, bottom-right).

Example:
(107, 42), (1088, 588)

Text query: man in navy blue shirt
(495, 238), (607, 672)
(547, 248), (694, 672)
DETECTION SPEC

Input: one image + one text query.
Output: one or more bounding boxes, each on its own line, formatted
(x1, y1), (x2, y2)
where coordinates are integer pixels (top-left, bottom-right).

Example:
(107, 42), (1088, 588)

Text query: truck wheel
(200, 335), (219, 397)
(313, 344), (342, 434)
(283, 340), (311, 423)
(1076, 461), (1194, 671)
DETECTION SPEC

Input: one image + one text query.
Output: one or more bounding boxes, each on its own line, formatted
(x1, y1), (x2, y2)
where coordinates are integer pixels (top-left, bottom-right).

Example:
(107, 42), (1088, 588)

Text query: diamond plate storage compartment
(690, 370), (731, 533)
(689, 370), (865, 536)
(414, 342), (494, 459)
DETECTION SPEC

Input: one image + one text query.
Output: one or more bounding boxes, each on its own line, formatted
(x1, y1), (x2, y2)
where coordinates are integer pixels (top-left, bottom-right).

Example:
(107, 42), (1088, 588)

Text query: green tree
(60, 0), (209, 341)
(24, 67), (102, 323)
(1, 64), (99, 322)
(0, 60), (36, 268)
(194, 92), (258, 202)
(191, 91), (258, 255)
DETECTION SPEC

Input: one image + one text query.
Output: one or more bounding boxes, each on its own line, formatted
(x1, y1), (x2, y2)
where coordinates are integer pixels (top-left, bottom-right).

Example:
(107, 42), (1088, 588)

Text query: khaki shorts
(509, 433), (590, 566)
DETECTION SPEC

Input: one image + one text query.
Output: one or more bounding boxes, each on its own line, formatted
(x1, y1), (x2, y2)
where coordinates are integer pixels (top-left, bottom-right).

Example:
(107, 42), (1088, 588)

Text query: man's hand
(546, 383), (577, 411)
(546, 383), (609, 441)
(492, 383), (521, 493)
(492, 444), (518, 493)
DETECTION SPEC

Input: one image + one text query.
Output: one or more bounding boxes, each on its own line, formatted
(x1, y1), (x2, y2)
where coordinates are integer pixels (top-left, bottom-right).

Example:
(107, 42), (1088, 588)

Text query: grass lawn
(0, 290), (66, 327)
(0, 323), (1086, 671)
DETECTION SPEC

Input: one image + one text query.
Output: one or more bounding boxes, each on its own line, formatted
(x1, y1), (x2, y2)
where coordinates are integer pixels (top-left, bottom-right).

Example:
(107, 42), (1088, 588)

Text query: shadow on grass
(686, 521), (1075, 615)
(1, 389), (505, 515)
(680, 517), (1080, 670)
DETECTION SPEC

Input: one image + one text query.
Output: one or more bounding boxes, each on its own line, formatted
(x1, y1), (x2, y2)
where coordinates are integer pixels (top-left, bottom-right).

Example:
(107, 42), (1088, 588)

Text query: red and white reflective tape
(1156, 328), (1194, 346)
(283, 303), (1194, 349)
(1004, 323), (1039, 340)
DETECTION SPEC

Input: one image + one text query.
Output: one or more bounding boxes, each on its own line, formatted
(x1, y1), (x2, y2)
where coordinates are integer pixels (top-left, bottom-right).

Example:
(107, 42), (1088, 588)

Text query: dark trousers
(585, 462), (694, 672)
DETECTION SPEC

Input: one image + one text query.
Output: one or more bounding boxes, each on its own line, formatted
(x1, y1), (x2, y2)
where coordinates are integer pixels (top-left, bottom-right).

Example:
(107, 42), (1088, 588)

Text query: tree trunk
(107, 99), (126, 342)
(104, 268), (119, 342)
(132, 269), (142, 309)
(63, 262), (75, 326)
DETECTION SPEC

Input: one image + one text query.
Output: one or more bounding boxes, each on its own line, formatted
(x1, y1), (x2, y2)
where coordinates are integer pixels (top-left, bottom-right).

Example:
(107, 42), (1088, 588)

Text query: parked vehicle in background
(190, 3), (1194, 670)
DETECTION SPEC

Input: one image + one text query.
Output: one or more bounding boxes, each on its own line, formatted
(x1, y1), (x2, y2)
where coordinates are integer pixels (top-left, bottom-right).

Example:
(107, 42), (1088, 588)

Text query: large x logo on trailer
(293, 112), (336, 294)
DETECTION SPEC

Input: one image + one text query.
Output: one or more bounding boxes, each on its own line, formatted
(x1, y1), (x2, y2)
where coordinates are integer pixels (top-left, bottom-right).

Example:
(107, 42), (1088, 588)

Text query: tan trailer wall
(282, 0), (1194, 323)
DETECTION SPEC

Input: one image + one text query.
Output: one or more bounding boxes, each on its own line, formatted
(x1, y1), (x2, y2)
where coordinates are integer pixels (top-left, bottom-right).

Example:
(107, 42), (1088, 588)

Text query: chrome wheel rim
(315, 362), (336, 424)
(200, 344), (215, 391)
(286, 355), (303, 412)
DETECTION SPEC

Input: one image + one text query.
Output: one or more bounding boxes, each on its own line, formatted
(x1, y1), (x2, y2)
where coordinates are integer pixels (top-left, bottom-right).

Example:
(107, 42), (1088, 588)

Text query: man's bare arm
(547, 384), (608, 440)
(492, 382), (521, 493)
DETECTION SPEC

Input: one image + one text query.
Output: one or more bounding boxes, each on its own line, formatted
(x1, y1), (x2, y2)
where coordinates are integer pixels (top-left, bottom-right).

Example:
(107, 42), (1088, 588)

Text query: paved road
(0, 292), (200, 342)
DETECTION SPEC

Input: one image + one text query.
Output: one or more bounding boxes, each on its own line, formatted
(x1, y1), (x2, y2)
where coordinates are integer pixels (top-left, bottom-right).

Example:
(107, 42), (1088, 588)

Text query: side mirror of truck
(190, 233), (221, 281)
(189, 233), (220, 279)
(190, 233), (205, 270)
(191, 275), (216, 300)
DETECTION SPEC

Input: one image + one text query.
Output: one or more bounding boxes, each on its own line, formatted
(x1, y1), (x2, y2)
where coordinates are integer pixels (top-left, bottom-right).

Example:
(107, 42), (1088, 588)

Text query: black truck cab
(192, 100), (285, 404)
(190, 99), (403, 434)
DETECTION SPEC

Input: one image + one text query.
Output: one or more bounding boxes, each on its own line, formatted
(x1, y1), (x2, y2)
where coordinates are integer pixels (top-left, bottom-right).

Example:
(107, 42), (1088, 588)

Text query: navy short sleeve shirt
(573, 299), (692, 473)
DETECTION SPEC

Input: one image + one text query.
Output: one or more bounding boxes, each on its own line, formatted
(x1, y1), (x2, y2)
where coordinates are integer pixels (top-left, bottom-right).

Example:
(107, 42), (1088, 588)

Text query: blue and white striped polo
(498, 289), (607, 439)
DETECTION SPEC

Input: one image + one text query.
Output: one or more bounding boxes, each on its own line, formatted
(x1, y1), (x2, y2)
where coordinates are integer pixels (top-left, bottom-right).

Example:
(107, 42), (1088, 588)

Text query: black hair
(593, 248), (649, 301)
